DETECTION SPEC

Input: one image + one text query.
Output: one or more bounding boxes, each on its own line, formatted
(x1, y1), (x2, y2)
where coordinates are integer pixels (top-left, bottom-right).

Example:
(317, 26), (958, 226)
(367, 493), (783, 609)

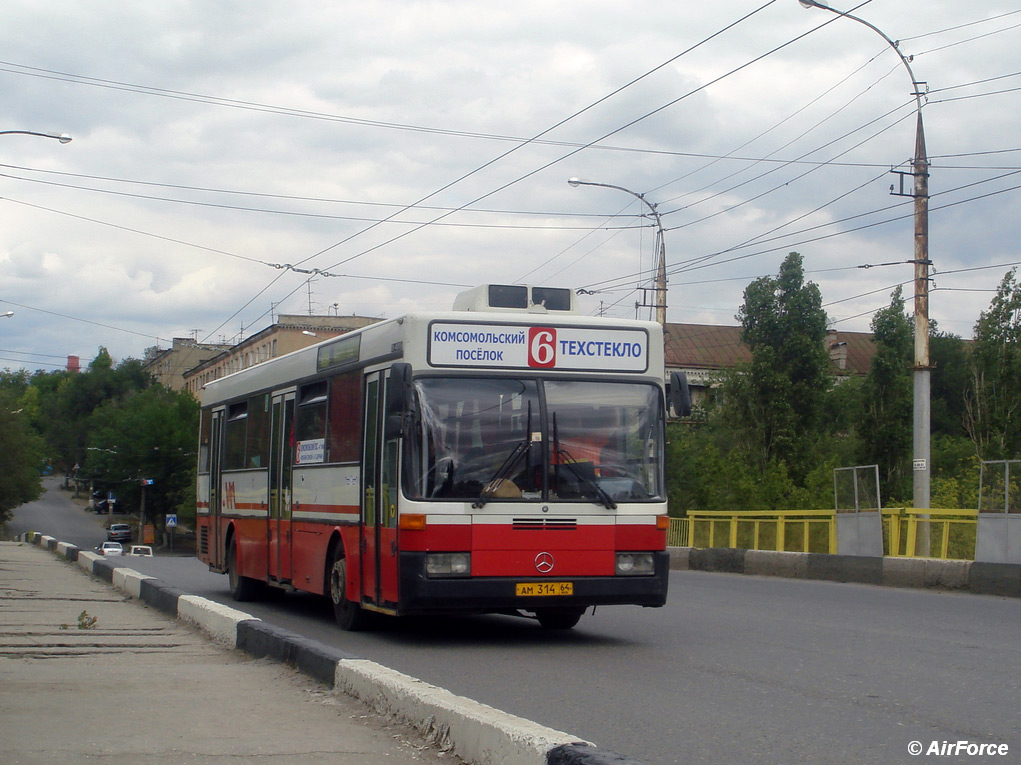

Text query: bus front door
(361, 371), (400, 611)
(268, 392), (295, 582)
(209, 409), (224, 569)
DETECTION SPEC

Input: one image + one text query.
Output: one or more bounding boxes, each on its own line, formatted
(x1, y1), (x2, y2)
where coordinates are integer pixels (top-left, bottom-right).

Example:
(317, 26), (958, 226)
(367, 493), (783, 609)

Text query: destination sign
(428, 322), (649, 372)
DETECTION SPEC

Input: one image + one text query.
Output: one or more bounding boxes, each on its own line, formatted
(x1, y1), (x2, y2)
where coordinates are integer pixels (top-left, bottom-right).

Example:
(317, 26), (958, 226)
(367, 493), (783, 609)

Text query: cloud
(1, 0), (1019, 369)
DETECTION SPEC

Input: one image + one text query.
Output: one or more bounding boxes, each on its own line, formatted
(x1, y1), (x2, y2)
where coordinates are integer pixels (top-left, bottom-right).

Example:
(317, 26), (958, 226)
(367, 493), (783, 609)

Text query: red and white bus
(196, 284), (684, 630)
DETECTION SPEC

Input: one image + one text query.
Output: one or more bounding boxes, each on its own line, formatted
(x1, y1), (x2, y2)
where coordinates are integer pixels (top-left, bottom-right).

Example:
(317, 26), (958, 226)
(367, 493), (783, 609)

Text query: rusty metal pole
(798, 1), (931, 552)
(911, 113), (932, 547)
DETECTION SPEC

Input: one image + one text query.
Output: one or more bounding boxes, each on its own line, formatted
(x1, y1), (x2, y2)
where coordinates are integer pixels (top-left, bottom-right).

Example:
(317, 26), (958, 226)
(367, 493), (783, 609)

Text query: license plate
(515, 581), (573, 597)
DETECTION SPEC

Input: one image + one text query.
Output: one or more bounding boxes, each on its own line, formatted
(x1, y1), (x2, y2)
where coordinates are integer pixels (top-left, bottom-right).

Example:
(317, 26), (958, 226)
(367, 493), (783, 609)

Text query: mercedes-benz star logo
(534, 552), (555, 573)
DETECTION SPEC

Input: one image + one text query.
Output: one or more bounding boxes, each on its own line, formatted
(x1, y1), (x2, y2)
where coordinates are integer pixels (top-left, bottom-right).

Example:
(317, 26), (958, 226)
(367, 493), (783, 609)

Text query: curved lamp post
(799, 0), (932, 520)
(568, 177), (668, 326)
(0, 130), (72, 143)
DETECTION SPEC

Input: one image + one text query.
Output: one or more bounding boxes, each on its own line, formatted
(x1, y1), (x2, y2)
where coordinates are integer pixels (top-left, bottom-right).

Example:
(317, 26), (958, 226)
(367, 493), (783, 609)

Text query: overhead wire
(0, 296), (170, 344)
(898, 8), (1021, 43)
(299, 0), (872, 328)
(574, 8), (1021, 305)
(0, 170), (644, 231)
(7, 2), (1016, 344)
(580, 167), (1021, 297)
(554, 18), (907, 298)
(0, 162), (640, 222)
(197, 0), (802, 340)
(3, 3), (784, 347)
(653, 50), (898, 207)
(530, 6), (1018, 311)
(299, 1), (796, 273)
(529, 47), (907, 287)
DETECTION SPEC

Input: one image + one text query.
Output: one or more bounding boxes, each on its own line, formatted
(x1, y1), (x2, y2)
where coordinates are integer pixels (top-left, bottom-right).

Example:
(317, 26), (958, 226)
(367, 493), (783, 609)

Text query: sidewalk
(0, 541), (456, 764)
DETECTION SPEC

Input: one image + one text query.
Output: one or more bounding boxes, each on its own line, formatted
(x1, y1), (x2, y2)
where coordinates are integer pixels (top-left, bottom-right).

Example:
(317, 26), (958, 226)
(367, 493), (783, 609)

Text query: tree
(0, 390), (45, 523)
(965, 269), (1021, 459)
(723, 252), (832, 482)
(929, 326), (970, 440)
(38, 348), (153, 474)
(83, 385), (199, 528)
(858, 286), (913, 501)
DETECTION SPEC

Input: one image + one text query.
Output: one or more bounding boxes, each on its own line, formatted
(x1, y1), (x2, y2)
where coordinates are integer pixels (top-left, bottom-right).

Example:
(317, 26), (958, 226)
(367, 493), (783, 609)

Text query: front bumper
(397, 551), (669, 615)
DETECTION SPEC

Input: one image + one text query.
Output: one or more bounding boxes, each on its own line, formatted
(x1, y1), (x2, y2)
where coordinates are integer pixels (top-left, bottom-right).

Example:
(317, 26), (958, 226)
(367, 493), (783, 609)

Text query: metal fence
(671, 508), (981, 559)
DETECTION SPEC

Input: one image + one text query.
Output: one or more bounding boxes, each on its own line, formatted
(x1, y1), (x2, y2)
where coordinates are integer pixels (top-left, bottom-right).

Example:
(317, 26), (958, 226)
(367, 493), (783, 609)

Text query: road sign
(165, 514), (178, 528)
(141, 478), (154, 486)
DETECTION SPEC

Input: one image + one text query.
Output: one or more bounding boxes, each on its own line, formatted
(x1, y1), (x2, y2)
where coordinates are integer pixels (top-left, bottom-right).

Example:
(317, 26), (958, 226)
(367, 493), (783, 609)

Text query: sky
(1, 0), (1019, 372)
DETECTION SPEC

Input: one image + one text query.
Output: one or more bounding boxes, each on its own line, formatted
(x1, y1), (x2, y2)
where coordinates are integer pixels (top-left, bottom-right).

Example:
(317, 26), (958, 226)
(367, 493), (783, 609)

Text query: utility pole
(799, 0), (931, 552)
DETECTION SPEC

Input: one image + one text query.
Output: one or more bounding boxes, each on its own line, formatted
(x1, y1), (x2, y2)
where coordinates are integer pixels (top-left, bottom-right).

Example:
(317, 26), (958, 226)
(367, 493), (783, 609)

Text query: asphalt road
(7, 480), (1019, 764)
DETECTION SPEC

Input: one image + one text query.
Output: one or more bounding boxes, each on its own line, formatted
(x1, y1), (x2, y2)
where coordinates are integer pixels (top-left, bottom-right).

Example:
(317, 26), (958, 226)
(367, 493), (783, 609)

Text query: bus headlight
(616, 552), (654, 576)
(425, 552), (471, 577)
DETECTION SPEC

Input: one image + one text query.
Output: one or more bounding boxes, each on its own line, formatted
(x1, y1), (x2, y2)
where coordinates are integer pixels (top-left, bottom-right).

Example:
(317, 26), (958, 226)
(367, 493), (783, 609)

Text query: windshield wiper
(552, 414), (617, 510)
(472, 438), (531, 509)
(473, 402), (533, 509)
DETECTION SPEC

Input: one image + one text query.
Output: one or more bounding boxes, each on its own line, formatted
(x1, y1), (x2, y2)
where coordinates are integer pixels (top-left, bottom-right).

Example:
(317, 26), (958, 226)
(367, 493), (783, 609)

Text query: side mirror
(386, 363), (412, 416)
(669, 371), (691, 417)
(385, 363), (413, 439)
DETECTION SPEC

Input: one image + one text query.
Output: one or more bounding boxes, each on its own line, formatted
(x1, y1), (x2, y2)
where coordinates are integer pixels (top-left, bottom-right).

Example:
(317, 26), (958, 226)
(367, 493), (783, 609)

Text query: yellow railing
(666, 518), (689, 548)
(670, 508), (980, 559)
(886, 508), (979, 560)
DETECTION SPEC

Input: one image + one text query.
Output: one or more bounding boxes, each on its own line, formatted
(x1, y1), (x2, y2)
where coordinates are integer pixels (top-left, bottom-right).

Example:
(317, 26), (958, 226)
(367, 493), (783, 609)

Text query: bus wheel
(227, 538), (261, 602)
(535, 607), (584, 630)
(328, 550), (370, 631)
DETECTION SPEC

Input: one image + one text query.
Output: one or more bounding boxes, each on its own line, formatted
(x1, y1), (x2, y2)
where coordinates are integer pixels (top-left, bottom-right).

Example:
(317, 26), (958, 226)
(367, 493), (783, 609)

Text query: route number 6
(528, 327), (557, 368)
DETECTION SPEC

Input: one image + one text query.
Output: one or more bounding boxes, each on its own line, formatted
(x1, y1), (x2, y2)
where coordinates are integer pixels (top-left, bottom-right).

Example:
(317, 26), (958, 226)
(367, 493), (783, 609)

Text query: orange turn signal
(656, 515), (671, 530)
(399, 513), (427, 531)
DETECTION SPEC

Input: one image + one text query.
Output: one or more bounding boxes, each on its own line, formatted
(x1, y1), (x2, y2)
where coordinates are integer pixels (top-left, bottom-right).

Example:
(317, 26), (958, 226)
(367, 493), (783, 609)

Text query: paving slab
(0, 541), (460, 764)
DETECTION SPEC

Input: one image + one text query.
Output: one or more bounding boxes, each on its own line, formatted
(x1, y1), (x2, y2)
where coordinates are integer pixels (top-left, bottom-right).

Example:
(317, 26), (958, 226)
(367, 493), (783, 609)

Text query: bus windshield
(408, 377), (664, 504)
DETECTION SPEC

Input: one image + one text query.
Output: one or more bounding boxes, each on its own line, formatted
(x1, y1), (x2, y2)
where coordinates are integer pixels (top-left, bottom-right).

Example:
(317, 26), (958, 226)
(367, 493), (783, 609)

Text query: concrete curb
(335, 658), (588, 765)
(13, 532), (640, 765)
(178, 594), (252, 648)
(668, 546), (1021, 597)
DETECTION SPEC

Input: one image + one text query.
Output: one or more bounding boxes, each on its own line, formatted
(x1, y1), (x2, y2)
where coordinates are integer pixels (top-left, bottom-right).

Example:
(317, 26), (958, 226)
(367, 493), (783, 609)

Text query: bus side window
(295, 381), (328, 443)
(224, 402), (248, 471)
(246, 394), (270, 468)
(327, 372), (362, 463)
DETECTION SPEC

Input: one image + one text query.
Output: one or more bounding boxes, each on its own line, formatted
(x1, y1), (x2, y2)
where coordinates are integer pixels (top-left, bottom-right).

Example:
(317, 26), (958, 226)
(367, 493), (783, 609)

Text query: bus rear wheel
(328, 550), (371, 631)
(227, 538), (261, 602)
(535, 607), (585, 630)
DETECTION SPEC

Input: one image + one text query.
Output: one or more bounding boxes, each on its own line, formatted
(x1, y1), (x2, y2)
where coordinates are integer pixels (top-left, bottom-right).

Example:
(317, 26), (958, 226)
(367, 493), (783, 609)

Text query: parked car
(91, 489), (118, 513)
(97, 541), (123, 556)
(107, 523), (132, 543)
(127, 545), (153, 557)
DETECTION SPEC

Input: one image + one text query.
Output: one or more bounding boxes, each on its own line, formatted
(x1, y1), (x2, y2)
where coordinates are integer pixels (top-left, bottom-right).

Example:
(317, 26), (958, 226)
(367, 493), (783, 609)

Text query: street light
(568, 177), (668, 326)
(0, 130), (72, 143)
(1, 311), (13, 319)
(798, 0), (932, 527)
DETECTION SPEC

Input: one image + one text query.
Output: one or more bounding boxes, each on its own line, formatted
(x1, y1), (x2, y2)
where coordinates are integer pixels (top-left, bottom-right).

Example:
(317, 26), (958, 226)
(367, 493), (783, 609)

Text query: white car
(98, 541), (123, 556)
(127, 545), (154, 557)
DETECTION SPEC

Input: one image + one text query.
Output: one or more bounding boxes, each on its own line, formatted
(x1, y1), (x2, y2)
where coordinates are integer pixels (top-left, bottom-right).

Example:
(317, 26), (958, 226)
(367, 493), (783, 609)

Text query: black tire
(535, 607), (584, 630)
(227, 538), (261, 602)
(328, 548), (371, 631)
